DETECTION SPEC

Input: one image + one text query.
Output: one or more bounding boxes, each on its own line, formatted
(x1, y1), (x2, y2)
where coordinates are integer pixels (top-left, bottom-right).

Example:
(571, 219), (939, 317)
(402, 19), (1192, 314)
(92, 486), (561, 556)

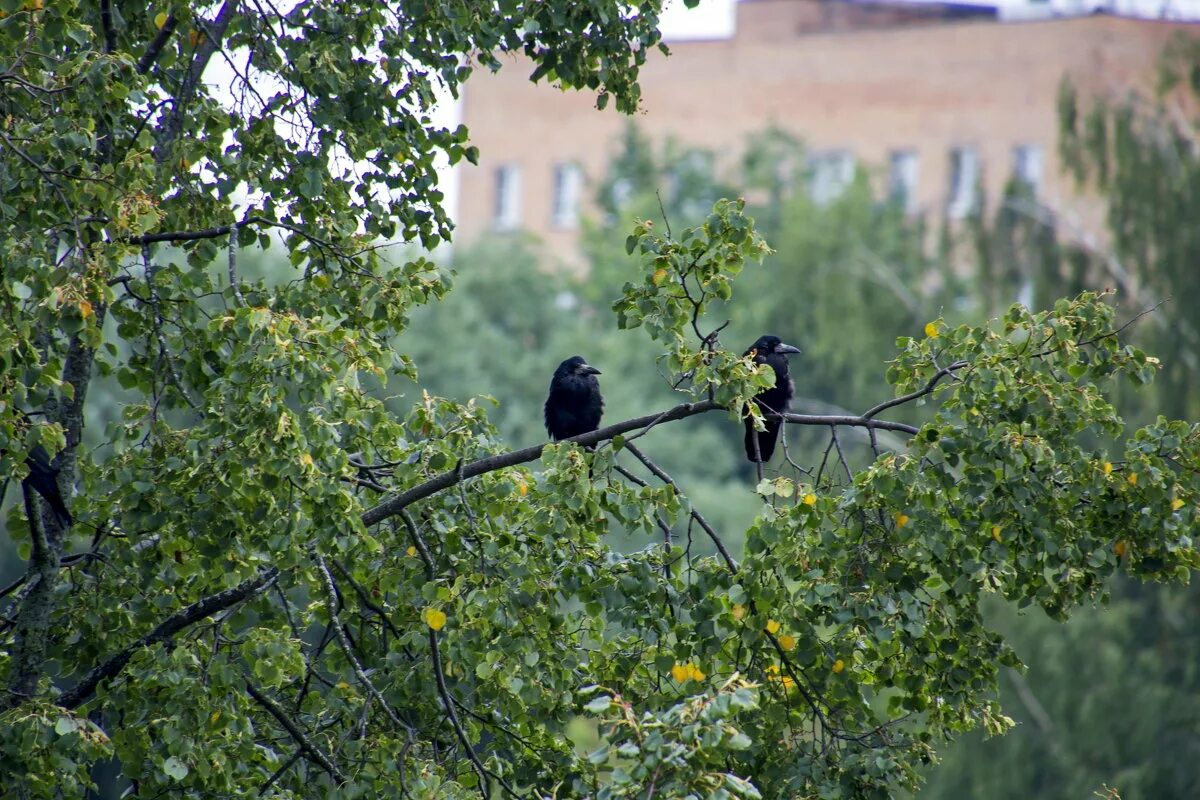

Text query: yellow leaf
(188, 29), (203, 47)
(895, 513), (909, 528)
(209, 710), (220, 724)
(406, 545), (417, 557)
(924, 321), (939, 339)
(78, 299), (93, 319)
(336, 681), (351, 690)
(991, 525), (1002, 542)
(1127, 472), (1138, 486)
(299, 453), (313, 467)
(731, 604), (746, 620)
(423, 608), (447, 631)
(778, 634), (796, 651)
(832, 659), (845, 674)
(802, 493), (817, 507)
(651, 267), (668, 286)
(781, 675), (796, 689)
(689, 665), (706, 681)
(671, 663), (689, 683)
(517, 480), (528, 497)
(1103, 461), (1113, 476)
(1114, 540), (1127, 558)
(765, 619), (781, 635)
(154, 11), (168, 28)
(1172, 498), (1185, 511)
(764, 664), (780, 676)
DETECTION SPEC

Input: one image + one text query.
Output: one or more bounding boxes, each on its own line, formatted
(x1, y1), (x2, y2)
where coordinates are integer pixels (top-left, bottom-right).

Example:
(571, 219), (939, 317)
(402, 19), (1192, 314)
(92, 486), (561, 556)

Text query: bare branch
(860, 362), (969, 421)
(400, 512), (513, 799)
(362, 401), (917, 528)
(622, 442), (738, 573)
(310, 549), (415, 742)
(246, 682), (346, 785)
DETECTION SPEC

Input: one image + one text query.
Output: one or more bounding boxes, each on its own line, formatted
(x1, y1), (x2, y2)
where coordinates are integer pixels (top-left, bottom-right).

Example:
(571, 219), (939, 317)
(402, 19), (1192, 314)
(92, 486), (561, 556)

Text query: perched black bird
(743, 335), (802, 463)
(544, 356), (604, 441)
(23, 444), (73, 528)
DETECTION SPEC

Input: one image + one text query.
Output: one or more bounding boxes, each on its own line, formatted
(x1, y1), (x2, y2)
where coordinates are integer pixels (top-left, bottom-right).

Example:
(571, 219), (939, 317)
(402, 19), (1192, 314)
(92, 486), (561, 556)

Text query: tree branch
(860, 362), (968, 421)
(245, 682), (346, 785)
(56, 567), (279, 709)
(154, 0), (238, 162)
(622, 442), (738, 573)
(362, 401), (917, 528)
(137, 14), (178, 75)
(310, 550), (415, 741)
(99, 0), (118, 54)
(1, 484), (61, 709)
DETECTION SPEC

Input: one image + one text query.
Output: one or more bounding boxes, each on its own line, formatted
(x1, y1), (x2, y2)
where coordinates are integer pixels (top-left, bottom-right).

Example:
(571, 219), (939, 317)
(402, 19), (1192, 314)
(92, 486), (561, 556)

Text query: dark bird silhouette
(743, 335), (802, 463)
(544, 356), (604, 441)
(23, 444), (73, 528)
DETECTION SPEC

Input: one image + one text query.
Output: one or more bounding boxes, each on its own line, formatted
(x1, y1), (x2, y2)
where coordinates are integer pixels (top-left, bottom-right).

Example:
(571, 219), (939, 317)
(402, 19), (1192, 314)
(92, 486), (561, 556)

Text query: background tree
(1059, 30), (1200, 422)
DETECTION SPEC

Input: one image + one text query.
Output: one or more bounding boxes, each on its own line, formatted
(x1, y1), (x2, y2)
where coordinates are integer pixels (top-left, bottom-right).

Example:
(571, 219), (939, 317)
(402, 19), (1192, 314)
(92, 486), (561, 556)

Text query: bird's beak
(582, 365), (602, 375)
(776, 343), (802, 355)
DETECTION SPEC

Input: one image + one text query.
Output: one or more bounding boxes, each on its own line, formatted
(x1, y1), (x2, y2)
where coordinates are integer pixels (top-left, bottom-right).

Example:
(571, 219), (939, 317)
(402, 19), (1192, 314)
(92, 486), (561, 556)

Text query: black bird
(544, 356), (604, 441)
(23, 444), (73, 528)
(743, 335), (802, 463)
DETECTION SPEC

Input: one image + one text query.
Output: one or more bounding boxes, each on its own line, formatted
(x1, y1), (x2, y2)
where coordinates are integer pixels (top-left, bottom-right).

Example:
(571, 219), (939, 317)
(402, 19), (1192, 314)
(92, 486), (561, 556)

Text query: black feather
(743, 335), (800, 463)
(544, 356), (604, 441)
(24, 444), (73, 527)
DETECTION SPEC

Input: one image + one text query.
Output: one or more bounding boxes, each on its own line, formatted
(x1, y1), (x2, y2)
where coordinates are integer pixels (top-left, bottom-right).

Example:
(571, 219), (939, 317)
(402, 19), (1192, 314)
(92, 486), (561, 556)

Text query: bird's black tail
(744, 418), (782, 463)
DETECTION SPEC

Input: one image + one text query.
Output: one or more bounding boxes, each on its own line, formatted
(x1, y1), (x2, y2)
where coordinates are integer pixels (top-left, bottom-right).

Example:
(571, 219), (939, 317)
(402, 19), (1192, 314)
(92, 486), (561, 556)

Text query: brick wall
(456, 2), (1195, 263)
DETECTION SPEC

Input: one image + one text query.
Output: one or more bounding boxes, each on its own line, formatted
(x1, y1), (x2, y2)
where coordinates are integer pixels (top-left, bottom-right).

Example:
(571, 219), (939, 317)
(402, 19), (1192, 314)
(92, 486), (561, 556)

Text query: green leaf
(162, 757), (189, 781)
(583, 695), (612, 713)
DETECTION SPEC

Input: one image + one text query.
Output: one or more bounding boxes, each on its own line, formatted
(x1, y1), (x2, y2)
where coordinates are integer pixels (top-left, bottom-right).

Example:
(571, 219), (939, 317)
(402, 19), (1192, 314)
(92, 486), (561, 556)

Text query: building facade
(455, 0), (1195, 258)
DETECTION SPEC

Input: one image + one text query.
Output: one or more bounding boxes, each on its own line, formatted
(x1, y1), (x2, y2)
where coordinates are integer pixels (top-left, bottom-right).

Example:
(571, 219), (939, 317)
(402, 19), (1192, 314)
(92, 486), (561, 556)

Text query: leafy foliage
(2, 3), (1198, 800)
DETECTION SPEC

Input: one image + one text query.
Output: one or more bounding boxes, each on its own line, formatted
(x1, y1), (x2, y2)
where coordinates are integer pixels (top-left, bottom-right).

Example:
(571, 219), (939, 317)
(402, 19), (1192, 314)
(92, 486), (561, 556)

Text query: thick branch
(99, 0), (117, 53)
(137, 14), (178, 74)
(57, 567), (279, 709)
(154, 1), (238, 162)
(1, 485), (61, 709)
(363, 401), (718, 526)
(362, 401), (917, 528)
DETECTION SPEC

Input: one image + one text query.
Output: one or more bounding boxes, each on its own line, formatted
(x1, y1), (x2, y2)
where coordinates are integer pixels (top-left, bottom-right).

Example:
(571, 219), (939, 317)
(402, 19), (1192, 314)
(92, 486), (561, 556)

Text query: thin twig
(622, 442), (738, 573)
(399, 511), (512, 799)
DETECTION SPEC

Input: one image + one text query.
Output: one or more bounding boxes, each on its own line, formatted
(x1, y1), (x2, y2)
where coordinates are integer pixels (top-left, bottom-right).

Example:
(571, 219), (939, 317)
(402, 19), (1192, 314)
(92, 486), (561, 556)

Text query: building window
(1013, 144), (1043, 194)
(946, 146), (979, 218)
(609, 178), (633, 212)
(493, 164), (521, 230)
(809, 150), (855, 206)
(887, 150), (919, 212)
(551, 162), (583, 229)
